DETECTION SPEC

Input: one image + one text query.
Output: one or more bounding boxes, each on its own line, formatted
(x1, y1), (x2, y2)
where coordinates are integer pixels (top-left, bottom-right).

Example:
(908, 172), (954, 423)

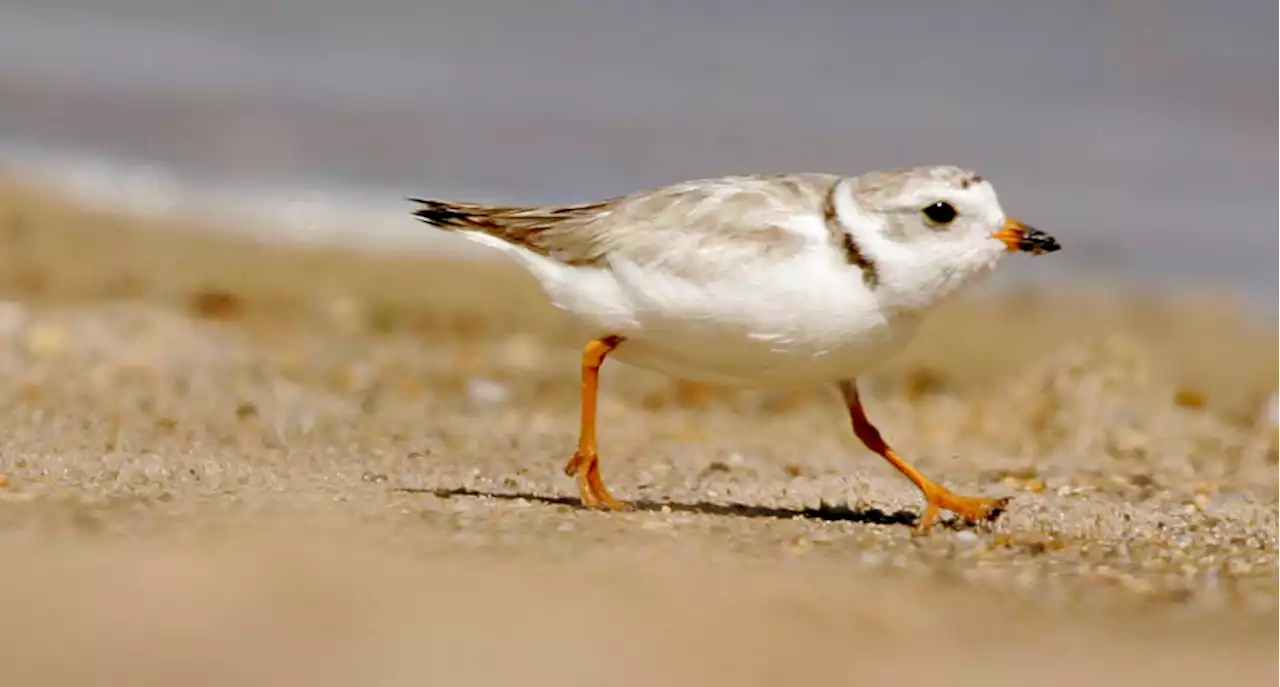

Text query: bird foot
(564, 451), (628, 511)
(919, 485), (1009, 533)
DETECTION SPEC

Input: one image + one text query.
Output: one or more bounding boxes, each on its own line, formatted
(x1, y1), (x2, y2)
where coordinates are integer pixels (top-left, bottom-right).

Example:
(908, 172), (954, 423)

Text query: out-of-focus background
(1, 0), (1276, 300)
(0, 2), (1276, 686)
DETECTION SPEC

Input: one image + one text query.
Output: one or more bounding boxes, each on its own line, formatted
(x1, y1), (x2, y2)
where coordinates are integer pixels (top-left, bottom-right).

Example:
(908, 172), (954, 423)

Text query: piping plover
(411, 166), (1060, 532)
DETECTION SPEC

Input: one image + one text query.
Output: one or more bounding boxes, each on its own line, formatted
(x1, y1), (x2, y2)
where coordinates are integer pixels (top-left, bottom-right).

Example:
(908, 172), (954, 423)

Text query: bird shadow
(395, 485), (931, 528)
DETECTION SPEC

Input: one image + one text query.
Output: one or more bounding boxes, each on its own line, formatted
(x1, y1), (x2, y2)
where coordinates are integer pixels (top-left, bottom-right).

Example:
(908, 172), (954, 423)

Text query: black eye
(921, 201), (957, 226)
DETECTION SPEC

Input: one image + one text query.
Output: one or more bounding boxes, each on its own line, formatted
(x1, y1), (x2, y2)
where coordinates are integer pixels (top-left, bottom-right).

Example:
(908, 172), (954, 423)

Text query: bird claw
(919, 487), (1009, 533)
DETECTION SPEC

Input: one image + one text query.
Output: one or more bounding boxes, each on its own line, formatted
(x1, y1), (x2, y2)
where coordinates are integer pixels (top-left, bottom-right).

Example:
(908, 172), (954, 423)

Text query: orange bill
(992, 218), (1061, 255)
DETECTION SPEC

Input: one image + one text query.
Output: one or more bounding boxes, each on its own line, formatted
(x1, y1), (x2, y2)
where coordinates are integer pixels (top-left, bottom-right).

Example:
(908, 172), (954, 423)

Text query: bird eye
(921, 201), (957, 226)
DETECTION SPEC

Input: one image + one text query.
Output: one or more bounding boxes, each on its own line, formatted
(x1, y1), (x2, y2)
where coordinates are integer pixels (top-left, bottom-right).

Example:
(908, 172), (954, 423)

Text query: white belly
(561, 254), (921, 387)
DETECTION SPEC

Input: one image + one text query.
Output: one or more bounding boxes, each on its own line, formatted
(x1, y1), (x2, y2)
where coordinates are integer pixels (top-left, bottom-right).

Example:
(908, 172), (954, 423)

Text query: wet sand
(0, 180), (1275, 686)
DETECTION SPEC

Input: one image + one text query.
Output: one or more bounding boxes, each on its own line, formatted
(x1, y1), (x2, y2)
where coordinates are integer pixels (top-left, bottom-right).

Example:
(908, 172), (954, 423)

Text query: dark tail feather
(407, 198), (486, 231)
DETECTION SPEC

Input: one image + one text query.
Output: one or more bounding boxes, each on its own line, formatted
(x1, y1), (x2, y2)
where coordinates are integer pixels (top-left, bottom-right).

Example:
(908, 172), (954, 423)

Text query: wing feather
(410, 173), (842, 277)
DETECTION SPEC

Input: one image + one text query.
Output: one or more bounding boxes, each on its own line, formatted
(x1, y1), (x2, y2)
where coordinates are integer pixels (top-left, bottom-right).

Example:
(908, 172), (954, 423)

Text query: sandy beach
(0, 179), (1275, 685)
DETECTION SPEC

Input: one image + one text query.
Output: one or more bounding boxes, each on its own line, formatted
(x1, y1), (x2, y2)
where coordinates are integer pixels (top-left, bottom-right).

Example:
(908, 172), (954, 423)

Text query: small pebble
(1264, 393), (1279, 427)
(23, 325), (67, 357)
(0, 301), (28, 336)
(466, 378), (511, 405)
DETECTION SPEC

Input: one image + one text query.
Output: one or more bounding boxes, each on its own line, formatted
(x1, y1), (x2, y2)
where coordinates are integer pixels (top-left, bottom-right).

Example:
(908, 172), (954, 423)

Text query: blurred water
(0, 0), (1275, 300)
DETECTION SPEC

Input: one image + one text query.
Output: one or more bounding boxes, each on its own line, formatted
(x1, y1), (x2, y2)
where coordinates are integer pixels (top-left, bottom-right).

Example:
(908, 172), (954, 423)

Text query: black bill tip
(1018, 227), (1061, 255)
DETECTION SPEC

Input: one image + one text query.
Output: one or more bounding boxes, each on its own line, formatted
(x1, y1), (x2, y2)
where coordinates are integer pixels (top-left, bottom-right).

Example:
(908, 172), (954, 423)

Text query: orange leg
(562, 336), (627, 511)
(837, 380), (1007, 533)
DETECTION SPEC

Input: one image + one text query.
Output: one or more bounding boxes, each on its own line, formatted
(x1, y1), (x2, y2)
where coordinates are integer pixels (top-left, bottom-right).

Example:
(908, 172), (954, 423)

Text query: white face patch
(964, 180), (1007, 233)
(828, 170), (1013, 311)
